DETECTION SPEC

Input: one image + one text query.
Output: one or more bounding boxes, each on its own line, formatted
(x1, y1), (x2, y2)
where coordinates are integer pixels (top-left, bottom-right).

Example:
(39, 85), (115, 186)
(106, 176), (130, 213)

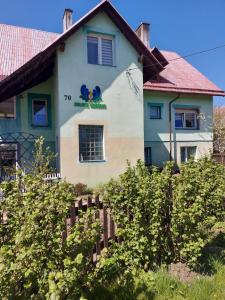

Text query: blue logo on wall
(80, 85), (102, 102)
(74, 84), (107, 109)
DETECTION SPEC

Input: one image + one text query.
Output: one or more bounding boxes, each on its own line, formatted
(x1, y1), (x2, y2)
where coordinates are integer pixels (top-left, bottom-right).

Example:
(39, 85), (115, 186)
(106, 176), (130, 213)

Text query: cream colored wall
(56, 12), (144, 186)
(144, 91), (213, 166)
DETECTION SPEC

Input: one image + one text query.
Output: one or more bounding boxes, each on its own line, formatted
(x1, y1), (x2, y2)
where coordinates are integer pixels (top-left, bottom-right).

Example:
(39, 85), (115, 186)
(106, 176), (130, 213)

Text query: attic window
(0, 97), (16, 119)
(87, 34), (114, 66)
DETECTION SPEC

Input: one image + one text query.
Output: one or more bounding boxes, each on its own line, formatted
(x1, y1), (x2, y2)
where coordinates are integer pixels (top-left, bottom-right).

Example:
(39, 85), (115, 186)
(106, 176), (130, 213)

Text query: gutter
(169, 93), (180, 161)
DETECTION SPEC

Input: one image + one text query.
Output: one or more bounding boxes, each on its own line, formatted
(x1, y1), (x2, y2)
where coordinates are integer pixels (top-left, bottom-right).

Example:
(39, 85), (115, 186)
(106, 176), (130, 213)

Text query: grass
(87, 225), (225, 300)
(152, 262), (225, 300)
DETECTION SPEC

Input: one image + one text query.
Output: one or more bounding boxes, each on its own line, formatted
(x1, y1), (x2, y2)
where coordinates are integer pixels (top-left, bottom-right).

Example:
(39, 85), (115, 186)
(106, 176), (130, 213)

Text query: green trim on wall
(83, 25), (118, 37)
(144, 140), (213, 143)
(173, 104), (201, 109)
(148, 102), (164, 107)
(28, 93), (52, 129)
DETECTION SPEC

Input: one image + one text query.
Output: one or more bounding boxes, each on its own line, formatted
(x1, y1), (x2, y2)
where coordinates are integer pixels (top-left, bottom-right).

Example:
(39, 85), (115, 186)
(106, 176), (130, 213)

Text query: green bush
(100, 158), (225, 271)
(0, 139), (101, 299)
(87, 262), (225, 300)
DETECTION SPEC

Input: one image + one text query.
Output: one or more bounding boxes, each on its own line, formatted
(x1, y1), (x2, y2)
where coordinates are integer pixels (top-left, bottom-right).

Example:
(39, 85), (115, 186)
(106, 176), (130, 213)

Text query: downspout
(169, 93), (180, 161)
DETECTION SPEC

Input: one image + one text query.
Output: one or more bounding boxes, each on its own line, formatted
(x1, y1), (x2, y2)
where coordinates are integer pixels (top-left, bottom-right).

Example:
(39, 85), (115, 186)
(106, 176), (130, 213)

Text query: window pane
(180, 147), (186, 163)
(175, 113), (184, 128)
(0, 97), (15, 119)
(187, 146), (196, 159)
(150, 106), (161, 119)
(0, 143), (17, 177)
(102, 38), (113, 66)
(144, 147), (152, 166)
(87, 36), (99, 64)
(79, 125), (104, 161)
(185, 113), (196, 128)
(33, 100), (48, 126)
(181, 146), (196, 163)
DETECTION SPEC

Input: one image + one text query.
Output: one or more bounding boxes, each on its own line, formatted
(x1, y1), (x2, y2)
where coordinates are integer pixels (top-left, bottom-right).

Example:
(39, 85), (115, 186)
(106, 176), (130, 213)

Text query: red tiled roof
(0, 0), (165, 101)
(0, 8), (224, 98)
(0, 24), (58, 77)
(144, 50), (225, 96)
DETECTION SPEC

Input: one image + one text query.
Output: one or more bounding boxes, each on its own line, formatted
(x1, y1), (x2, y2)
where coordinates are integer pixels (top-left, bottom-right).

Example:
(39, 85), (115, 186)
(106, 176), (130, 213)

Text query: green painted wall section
(19, 77), (55, 142)
(144, 91), (213, 142)
(144, 91), (213, 166)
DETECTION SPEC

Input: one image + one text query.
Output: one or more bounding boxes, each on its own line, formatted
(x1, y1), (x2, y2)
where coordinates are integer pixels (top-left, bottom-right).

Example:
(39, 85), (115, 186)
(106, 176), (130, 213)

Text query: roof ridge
(0, 23), (59, 36)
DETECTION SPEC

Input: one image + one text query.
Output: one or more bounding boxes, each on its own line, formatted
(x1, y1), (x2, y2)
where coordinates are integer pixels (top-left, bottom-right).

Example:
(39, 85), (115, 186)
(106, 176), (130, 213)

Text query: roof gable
(0, 0), (164, 101)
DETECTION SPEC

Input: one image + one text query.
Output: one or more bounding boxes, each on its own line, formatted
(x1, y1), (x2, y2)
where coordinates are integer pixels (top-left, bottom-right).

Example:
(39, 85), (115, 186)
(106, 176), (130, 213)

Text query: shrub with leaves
(172, 157), (225, 266)
(0, 139), (101, 299)
(101, 158), (225, 271)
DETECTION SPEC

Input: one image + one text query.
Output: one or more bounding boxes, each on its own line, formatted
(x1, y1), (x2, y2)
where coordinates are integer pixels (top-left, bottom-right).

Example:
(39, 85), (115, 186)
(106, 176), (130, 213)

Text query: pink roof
(144, 50), (224, 96)
(0, 24), (58, 77)
(0, 21), (223, 97)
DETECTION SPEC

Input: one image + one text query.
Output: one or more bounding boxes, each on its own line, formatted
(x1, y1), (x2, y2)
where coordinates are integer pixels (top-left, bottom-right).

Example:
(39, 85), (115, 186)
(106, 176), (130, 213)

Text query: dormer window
(87, 34), (114, 66)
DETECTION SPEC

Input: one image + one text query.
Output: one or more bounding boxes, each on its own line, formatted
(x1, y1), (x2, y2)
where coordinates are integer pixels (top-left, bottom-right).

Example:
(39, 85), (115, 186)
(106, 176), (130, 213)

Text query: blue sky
(1, 0), (225, 105)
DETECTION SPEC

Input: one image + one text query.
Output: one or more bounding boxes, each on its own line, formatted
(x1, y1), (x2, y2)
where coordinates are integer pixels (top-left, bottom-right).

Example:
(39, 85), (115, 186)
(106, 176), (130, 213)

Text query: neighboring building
(0, 0), (224, 185)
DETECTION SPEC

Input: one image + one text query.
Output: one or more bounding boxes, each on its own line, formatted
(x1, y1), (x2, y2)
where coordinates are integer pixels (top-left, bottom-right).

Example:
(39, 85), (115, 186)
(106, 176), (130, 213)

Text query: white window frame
(87, 33), (115, 66)
(180, 146), (197, 163)
(0, 97), (16, 119)
(175, 109), (198, 129)
(32, 99), (48, 127)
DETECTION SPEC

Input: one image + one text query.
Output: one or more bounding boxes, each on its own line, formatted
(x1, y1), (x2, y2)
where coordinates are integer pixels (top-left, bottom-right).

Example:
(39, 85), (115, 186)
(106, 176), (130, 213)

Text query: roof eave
(144, 86), (225, 97)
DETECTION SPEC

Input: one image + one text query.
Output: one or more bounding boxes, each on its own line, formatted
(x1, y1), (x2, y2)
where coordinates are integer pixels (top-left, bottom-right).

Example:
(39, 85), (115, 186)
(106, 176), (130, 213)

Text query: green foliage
(31, 137), (57, 175)
(0, 140), (101, 299)
(101, 158), (225, 271)
(1, 141), (224, 299)
(87, 262), (225, 300)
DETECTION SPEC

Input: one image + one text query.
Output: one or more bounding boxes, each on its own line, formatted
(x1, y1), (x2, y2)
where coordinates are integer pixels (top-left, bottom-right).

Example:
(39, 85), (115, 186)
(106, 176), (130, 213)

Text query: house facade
(0, 0), (224, 185)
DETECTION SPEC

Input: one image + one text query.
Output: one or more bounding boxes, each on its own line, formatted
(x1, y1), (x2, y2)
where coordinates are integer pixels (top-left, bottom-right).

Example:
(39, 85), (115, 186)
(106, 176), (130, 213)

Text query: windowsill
(88, 62), (117, 68)
(0, 117), (16, 120)
(31, 124), (50, 129)
(150, 117), (162, 120)
(79, 160), (106, 164)
(175, 127), (199, 131)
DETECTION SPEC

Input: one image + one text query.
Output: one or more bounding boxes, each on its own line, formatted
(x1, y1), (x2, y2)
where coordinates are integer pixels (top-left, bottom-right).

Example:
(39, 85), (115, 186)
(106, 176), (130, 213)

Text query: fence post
(94, 196), (101, 256)
(103, 207), (108, 248)
(70, 203), (76, 227)
(109, 209), (115, 241)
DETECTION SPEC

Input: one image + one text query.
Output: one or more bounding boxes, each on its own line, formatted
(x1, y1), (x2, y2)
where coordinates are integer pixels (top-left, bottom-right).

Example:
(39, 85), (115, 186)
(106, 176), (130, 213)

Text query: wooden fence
(63, 196), (116, 261)
(0, 195), (117, 261)
(213, 153), (225, 165)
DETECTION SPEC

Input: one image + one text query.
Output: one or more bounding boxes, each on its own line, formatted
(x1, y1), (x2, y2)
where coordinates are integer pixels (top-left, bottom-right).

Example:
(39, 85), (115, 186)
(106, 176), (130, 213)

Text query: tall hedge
(0, 139), (101, 299)
(101, 158), (225, 270)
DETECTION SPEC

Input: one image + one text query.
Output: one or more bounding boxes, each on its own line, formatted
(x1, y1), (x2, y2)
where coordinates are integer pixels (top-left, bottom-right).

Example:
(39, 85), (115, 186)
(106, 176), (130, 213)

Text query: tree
(213, 106), (225, 162)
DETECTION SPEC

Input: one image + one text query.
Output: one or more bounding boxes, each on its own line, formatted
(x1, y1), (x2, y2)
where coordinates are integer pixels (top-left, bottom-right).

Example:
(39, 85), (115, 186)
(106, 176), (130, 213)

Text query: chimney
(135, 23), (150, 48)
(63, 8), (73, 32)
